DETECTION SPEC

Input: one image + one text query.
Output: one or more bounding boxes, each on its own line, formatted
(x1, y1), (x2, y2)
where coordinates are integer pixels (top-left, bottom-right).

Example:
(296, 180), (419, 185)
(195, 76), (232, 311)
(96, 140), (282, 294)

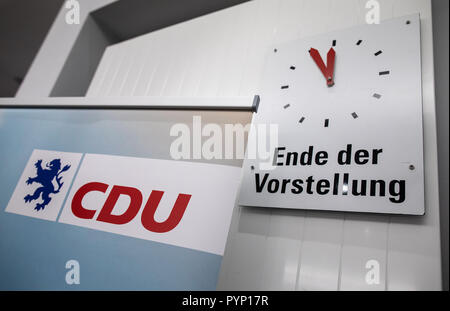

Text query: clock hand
(309, 47), (336, 87)
(309, 48), (328, 78)
(326, 48), (335, 87)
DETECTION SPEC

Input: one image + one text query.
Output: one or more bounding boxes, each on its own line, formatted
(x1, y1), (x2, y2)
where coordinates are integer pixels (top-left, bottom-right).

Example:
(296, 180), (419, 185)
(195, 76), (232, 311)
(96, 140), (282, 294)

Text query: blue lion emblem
(24, 159), (71, 211)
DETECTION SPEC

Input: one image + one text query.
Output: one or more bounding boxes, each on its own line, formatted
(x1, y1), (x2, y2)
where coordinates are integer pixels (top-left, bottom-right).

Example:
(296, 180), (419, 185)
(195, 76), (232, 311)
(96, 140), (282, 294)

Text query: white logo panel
(59, 154), (241, 255)
(5, 150), (83, 221)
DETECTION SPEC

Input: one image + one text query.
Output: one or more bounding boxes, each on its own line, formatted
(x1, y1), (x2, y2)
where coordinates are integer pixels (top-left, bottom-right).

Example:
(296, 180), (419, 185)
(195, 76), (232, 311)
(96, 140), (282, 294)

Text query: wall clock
(238, 14), (425, 215)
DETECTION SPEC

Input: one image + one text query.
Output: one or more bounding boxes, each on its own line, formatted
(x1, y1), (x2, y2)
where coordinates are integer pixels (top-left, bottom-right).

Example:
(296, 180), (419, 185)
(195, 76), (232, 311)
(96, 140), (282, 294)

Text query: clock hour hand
(309, 47), (335, 87)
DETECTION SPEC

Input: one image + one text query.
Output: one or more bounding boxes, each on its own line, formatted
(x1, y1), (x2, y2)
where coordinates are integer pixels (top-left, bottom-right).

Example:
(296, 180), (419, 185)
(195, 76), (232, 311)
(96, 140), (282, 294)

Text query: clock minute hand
(326, 48), (335, 87)
(309, 47), (335, 87)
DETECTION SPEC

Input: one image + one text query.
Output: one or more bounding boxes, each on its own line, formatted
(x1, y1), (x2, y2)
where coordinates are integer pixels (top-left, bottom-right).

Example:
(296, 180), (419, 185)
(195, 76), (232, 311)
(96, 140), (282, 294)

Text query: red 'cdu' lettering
(97, 186), (143, 225)
(141, 191), (192, 233)
(72, 182), (108, 219)
(71, 183), (192, 233)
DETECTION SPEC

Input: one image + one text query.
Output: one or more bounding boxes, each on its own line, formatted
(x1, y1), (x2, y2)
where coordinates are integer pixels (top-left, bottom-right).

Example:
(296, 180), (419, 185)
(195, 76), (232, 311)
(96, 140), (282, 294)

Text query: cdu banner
(0, 108), (241, 290)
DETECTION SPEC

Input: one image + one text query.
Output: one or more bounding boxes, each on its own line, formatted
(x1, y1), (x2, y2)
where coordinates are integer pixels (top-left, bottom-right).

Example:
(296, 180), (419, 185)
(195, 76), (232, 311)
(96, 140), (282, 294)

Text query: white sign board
(6, 150), (241, 255)
(239, 14), (424, 215)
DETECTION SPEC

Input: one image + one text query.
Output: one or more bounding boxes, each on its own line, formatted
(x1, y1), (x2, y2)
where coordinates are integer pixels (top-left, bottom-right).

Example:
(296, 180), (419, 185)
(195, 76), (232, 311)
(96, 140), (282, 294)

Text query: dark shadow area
(432, 0), (449, 291)
(0, 0), (64, 97)
(91, 0), (251, 42)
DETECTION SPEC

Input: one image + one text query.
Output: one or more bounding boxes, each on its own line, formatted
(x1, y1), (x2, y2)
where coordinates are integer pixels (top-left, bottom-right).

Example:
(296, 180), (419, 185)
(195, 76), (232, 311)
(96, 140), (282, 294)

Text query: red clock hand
(309, 47), (336, 87)
(309, 48), (328, 78)
(326, 48), (335, 86)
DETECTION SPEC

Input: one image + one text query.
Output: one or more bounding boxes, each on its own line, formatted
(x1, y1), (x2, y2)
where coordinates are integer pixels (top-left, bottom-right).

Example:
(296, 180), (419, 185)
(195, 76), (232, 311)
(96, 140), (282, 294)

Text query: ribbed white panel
(87, 0), (441, 290)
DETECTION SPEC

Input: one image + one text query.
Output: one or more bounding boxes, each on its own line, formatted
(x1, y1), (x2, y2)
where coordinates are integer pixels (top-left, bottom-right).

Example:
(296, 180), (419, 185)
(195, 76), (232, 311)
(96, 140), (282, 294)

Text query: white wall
(87, 0), (441, 290)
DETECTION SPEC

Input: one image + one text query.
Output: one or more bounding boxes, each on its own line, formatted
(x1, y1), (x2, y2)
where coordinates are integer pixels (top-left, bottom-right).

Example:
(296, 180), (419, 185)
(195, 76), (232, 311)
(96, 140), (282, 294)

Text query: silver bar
(0, 95), (260, 113)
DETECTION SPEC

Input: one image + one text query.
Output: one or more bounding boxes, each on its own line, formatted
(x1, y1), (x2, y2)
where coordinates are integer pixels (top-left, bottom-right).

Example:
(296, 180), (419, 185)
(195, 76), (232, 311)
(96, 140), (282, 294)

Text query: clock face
(238, 14), (425, 215)
(280, 40), (386, 128)
(268, 22), (409, 131)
